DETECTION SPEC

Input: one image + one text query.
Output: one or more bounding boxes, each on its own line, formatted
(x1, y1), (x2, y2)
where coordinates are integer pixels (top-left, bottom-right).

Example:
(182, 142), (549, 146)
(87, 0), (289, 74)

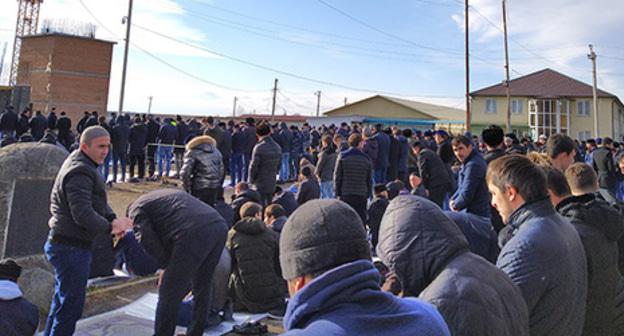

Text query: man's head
(481, 125), (504, 150)
(234, 181), (249, 195)
(542, 166), (571, 207)
(0, 258), (22, 283)
(80, 126), (111, 165)
(546, 134), (576, 171)
(240, 201), (263, 220)
(373, 184), (388, 199)
(603, 137), (614, 149)
(409, 172), (422, 189)
(321, 134), (332, 148)
(486, 155), (549, 223)
(411, 140), (425, 155)
(565, 163), (598, 196)
(451, 135), (473, 163)
(348, 133), (362, 148)
(586, 139), (597, 152)
(256, 122), (271, 138)
(433, 130), (448, 144)
(264, 203), (286, 226)
(300, 166), (313, 180)
(280, 199), (371, 296)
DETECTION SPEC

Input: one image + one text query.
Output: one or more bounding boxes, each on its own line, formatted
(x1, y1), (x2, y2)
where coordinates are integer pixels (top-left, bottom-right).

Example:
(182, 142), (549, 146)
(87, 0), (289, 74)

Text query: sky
(0, 0), (623, 117)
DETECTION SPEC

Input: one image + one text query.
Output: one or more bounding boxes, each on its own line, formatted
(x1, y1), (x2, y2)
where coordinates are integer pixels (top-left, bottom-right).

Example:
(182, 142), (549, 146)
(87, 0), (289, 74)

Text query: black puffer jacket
(49, 150), (115, 246)
(377, 195), (529, 336)
(334, 147), (372, 198)
(556, 194), (624, 336)
(249, 136), (281, 194)
(231, 189), (262, 225)
(227, 217), (285, 313)
(180, 136), (224, 192)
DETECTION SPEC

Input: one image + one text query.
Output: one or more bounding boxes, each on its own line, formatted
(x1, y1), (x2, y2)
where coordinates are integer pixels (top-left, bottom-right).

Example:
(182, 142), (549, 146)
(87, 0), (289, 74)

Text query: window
(577, 131), (591, 141)
(486, 99), (497, 114)
(577, 100), (591, 116)
(511, 99), (523, 114)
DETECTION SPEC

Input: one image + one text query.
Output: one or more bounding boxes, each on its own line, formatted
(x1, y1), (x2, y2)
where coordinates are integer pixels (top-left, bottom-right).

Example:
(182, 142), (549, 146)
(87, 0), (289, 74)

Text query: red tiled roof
(471, 68), (616, 98)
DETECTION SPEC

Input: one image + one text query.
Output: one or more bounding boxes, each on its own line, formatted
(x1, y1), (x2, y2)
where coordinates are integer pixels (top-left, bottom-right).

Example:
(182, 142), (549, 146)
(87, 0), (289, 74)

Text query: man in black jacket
(231, 182), (262, 225)
(334, 133), (372, 225)
(296, 166), (320, 205)
(242, 118), (257, 182)
(56, 112), (72, 150)
(127, 189), (227, 336)
(230, 124), (246, 187)
(29, 110), (48, 140)
(128, 116), (148, 180)
(44, 126), (133, 336)
(0, 105), (18, 138)
(174, 116), (189, 179)
(592, 137), (618, 203)
(111, 114), (130, 183)
(412, 141), (453, 207)
(145, 116), (161, 178)
(249, 122), (281, 206)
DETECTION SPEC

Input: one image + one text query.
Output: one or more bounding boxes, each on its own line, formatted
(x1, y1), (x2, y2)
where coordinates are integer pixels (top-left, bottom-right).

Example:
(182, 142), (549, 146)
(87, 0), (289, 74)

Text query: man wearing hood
(0, 259), (39, 336)
(279, 199), (450, 335)
(180, 135), (224, 207)
(487, 155), (587, 336)
(376, 195), (529, 336)
(543, 164), (623, 336)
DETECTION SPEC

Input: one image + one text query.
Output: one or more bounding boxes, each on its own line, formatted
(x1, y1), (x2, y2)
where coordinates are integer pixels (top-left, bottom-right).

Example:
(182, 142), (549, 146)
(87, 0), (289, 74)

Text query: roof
(21, 33), (116, 45)
(237, 114), (308, 122)
(471, 68), (616, 98)
(323, 95), (464, 121)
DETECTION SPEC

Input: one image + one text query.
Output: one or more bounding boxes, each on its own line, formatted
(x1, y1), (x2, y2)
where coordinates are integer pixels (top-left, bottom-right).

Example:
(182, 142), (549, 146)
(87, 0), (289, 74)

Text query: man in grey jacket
(488, 155), (587, 336)
(44, 126), (133, 336)
(249, 122), (281, 206)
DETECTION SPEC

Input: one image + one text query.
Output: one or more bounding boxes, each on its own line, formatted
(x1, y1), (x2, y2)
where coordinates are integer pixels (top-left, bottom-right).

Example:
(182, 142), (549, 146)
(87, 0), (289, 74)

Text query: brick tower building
(16, 33), (115, 125)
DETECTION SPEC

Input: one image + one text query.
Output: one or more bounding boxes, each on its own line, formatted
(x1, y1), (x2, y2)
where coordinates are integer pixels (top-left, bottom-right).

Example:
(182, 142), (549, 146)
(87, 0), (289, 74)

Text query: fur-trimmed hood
(186, 135), (217, 151)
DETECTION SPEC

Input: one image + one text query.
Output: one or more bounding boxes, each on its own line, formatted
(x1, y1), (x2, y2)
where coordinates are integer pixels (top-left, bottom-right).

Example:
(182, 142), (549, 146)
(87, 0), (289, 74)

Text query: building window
(486, 99), (497, 114)
(511, 99), (523, 114)
(578, 131), (591, 141)
(577, 100), (591, 116)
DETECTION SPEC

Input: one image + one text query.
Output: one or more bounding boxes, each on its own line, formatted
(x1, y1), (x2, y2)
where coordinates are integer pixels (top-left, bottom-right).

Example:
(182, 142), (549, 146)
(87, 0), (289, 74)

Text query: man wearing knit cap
(279, 199), (451, 335)
(44, 125), (133, 336)
(0, 259), (39, 336)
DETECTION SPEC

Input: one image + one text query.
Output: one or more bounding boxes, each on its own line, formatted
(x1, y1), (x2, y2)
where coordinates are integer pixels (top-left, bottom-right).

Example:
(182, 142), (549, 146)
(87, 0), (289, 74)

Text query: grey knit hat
(279, 199), (371, 280)
(80, 125), (110, 144)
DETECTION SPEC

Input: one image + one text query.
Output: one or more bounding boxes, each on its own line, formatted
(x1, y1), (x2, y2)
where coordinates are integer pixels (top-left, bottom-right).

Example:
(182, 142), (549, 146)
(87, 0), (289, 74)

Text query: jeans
(444, 211), (499, 263)
(43, 241), (92, 336)
(279, 152), (290, 182)
(290, 153), (301, 179)
(242, 153), (251, 182)
(98, 151), (112, 182)
(320, 180), (334, 199)
(112, 147), (128, 182)
(115, 232), (159, 276)
(158, 145), (173, 178)
(230, 153), (243, 186)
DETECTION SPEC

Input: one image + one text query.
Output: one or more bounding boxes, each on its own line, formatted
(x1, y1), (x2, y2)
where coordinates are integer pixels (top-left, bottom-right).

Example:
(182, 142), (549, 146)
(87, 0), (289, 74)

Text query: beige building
(470, 68), (624, 140)
(322, 95), (465, 133)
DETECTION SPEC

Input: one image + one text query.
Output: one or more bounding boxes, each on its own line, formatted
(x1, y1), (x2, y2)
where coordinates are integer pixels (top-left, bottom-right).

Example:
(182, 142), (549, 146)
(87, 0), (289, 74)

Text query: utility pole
(147, 95), (152, 114)
(232, 96), (238, 118)
(315, 91), (321, 116)
(344, 97), (348, 106)
(502, 0), (511, 133)
(588, 44), (599, 137)
(271, 78), (278, 122)
(464, 0), (471, 132)
(118, 0), (134, 116)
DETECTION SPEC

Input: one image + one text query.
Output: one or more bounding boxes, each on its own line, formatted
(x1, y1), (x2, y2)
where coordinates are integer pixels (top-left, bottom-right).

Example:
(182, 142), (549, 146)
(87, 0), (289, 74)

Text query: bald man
(44, 126), (133, 336)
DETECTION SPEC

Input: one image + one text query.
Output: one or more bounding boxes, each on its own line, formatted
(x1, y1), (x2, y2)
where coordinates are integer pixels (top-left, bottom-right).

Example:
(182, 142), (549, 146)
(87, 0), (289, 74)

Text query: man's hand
(157, 269), (165, 288)
(111, 217), (133, 236)
(449, 200), (458, 212)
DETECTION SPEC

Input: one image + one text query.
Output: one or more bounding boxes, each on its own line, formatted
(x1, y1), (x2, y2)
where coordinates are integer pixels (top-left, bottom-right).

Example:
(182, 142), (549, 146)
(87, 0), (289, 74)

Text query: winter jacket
(291, 130), (304, 155)
(296, 177), (320, 205)
(277, 124), (292, 153)
(47, 112), (57, 130)
(361, 138), (378, 167)
(76, 114), (89, 134)
(16, 114), (29, 136)
(451, 149), (490, 218)
(57, 116), (71, 135)
(273, 191), (299, 216)
(128, 189), (228, 267)
(157, 119), (177, 145)
(373, 131), (390, 170)
(146, 119), (160, 144)
(220, 127), (232, 160)
(417, 148), (453, 190)
(0, 280), (39, 336)
(128, 122), (148, 156)
(367, 196), (389, 249)
(396, 135), (409, 174)
(175, 120), (189, 153)
(387, 135), (401, 181)
(310, 130), (320, 149)
(269, 216), (287, 235)
(29, 113), (47, 140)
(231, 130), (246, 154)
(282, 259), (451, 336)
(497, 198), (587, 336)
(437, 139), (455, 165)
(180, 136), (224, 192)
(84, 115), (98, 129)
(111, 119), (130, 153)
(315, 147), (337, 182)
(231, 190), (262, 225)
(227, 217), (285, 313)
(556, 194), (624, 336)
(483, 148), (506, 164)
(0, 110), (18, 132)
(49, 149), (115, 247)
(214, 199), (234, 229)
(249, 136), (281, 194)
(377, 195), (529, 336)
(334, 147), (372, 198)
(593, 147), (618, 192)
(242, 125), (257, 155)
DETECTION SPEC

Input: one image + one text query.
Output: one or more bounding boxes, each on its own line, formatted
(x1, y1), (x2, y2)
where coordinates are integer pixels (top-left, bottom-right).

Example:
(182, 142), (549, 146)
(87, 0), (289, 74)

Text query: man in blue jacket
(279, 199), (451, 336)
(488, 155), (587, 336)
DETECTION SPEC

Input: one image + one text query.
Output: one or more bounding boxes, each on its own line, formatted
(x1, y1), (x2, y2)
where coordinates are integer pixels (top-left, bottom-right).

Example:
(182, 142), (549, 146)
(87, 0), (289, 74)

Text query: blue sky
(1, 0), (623, 117)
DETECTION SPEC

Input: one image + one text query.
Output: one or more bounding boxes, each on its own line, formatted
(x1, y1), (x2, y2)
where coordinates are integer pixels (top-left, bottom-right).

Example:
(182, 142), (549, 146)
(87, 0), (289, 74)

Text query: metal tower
(9, 0), (43, 87)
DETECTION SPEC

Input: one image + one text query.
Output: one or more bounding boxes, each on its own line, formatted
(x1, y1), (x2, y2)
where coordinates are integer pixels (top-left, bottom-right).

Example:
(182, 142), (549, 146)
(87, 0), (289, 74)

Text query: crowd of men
(3, 103), (624, 335)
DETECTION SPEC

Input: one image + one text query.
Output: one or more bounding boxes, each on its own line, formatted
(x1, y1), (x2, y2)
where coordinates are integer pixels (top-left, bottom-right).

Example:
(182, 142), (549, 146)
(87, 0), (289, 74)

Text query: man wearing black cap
(0, 259), (39, 336)
(279, 199), (451, 335)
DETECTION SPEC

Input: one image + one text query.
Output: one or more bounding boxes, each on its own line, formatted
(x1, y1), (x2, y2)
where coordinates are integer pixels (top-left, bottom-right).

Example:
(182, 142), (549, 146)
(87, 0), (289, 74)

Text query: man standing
(174, 115), (189, 179)
(242, 117), (257, 182)
(333, 133), (372, 225)
(487, 155), (587, 336)
(157, 118), (177, 179)
(412, 141), (453, 208)
(592, 137), (618, 203)
(249, 122), (281, 206)
(230, 124), (246, 187)
(0, 105), (18, 139)
(29, 110), (48, 140)
(372, 124), (390, 184)
(111, 114), (130, 183)
(145, 116), (161, 179)
(44, 126), (132, 335)
(56, 112), (72, 150)
(276, 122), (292, 183)
(128, 116), (148, 180)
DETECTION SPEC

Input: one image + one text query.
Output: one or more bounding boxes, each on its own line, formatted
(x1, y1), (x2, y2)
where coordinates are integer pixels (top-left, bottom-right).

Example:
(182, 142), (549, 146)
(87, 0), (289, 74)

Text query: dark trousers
(230, 153), (243, 186)
(43, 241), (92, 336)
(340, 195), (368, 226)
(242, 153), (251, 182)
(374, 168), (387, 184)
(427, 184), (449, 208)
(147, 145), (157, 177)
(115, 231), (159, 276)
(192, 188), (218, 208)
(112, 148), (128, 182)
(155, 224), (226, 336)
(129, 153), (146, 179)
(260, 193), (273, 208)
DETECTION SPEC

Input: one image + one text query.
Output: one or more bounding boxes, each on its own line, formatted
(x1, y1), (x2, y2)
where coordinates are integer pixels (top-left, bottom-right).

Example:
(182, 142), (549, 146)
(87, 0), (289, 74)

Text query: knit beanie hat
(279, 199), (371, 280)
(0, 258), (22, 282)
